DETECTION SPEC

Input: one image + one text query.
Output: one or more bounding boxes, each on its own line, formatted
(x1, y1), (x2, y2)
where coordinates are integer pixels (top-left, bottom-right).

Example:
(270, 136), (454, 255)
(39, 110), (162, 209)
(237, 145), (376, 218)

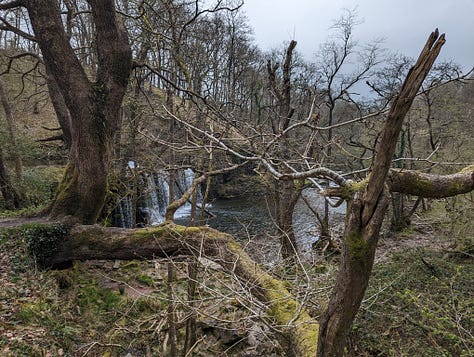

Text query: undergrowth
(0, 166), (64, 218)
(352, 249), (473, 356)
(0, 227), (284, 356)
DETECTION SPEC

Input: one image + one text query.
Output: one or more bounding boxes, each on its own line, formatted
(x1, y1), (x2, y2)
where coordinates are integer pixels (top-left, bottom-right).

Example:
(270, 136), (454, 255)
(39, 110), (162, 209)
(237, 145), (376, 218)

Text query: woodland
(0, 1), (473, 356)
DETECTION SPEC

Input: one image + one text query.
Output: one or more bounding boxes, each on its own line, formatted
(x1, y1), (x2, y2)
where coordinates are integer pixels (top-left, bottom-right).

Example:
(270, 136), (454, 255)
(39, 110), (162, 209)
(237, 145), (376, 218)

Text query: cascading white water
(144, 173), (165, 225)
(121, 195), (133, 228)
(115, 168), (203, 228)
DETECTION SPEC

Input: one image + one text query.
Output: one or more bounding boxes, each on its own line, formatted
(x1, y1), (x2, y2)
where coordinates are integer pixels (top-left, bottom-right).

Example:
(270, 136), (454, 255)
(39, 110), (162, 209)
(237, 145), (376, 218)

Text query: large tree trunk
(317, 30), (445, 356)
(28, 222), (319, 357)
(25, 0), (132, 224)
(266, 41), (301, 258)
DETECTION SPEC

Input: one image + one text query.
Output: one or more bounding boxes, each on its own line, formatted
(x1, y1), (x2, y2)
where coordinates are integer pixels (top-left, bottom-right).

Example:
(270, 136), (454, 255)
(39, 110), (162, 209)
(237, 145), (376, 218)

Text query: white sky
(242, 0), (474, 73)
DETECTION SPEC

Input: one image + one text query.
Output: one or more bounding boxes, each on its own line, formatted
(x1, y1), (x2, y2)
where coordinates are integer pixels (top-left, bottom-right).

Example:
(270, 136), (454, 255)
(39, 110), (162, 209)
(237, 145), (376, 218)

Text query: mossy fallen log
(24, 221), (318, 357)
(387, 166), (474, 198)
(323, 166), (474, 199)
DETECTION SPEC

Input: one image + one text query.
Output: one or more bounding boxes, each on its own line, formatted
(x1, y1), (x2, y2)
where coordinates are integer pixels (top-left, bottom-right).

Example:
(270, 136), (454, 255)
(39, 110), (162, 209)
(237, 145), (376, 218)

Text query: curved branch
(0, 16), (36, 41)
(0, 0), (25, 10)
(165, 163), (246, 221)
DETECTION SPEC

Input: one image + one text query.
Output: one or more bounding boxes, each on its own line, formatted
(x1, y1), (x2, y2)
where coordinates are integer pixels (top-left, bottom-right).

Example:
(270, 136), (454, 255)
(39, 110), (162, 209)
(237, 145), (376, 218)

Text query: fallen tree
(324, 166), (474, 199)
(24, 221), (319, 357)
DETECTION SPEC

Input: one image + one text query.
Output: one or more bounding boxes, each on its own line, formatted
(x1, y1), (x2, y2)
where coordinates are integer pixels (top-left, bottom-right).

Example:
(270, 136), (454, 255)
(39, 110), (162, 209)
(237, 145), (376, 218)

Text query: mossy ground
(350, 196), (474, 357)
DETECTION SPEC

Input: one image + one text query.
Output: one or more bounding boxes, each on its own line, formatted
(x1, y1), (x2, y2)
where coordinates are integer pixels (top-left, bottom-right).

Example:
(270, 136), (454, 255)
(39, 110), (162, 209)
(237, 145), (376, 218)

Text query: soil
(0, 216), (52, 228)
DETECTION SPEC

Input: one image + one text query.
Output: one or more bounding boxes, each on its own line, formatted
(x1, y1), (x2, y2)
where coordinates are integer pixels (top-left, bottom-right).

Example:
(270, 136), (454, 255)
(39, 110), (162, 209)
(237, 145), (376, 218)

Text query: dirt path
(0, 216), (52, 228)
(375, 219), (453, 263)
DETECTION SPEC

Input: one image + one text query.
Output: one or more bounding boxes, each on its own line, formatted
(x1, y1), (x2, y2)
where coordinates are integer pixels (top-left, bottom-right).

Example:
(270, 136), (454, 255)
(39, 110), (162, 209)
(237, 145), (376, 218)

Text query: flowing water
(114, 169), (346, 253)
(192, 188), (346, 253)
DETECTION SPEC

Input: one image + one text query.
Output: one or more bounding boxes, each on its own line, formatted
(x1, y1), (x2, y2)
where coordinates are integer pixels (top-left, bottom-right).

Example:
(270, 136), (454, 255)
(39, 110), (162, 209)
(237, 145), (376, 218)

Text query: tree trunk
(390, 192), (410, 232)
(266, 41), (301, 258)
(317, 191), (388, 356)
(324, 166), (474, 200)
(0, 145), (23, 209)
(25, 0), (132, 224)
(183, 261), (198, 356)
(44, 66), (72, 149)
(317, 30), (445, 356)
(0, 78), (22, 180)
(274, 180), (301, 258)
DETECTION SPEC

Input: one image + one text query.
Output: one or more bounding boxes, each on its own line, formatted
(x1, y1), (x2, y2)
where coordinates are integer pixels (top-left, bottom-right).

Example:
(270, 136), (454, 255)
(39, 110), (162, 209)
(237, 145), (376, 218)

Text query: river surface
(175, 188), (346, 254)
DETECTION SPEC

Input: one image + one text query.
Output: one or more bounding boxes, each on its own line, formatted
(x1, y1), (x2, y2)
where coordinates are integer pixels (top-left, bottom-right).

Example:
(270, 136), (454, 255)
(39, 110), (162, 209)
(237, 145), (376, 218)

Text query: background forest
(0, 1), (473, 356)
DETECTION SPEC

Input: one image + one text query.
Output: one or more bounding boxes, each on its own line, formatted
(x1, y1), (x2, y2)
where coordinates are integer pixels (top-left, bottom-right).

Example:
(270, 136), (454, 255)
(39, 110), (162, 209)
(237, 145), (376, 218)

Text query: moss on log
(323, 166), (474, 200)
(387, 166), (474, 198)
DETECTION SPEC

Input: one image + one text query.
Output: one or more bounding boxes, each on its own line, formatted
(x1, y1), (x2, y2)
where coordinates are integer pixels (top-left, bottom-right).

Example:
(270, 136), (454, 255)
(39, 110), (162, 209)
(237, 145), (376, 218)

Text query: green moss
(411, 174), (435, 192)
(121, 260), (141, 270)
(77, 282), (122, 312)
(225, 238), (319, 357)
(51, 164), (80, 216)
(136, 274), (154, 287)
(459, 164), (474, 174)
(260, 274), (319, 356)
(354, 249), (474, 356)
(346, 229), (368, 271)
(447, 179), (467, 196)
(19, 301), (51, 323)
(342, 177), (370, 198)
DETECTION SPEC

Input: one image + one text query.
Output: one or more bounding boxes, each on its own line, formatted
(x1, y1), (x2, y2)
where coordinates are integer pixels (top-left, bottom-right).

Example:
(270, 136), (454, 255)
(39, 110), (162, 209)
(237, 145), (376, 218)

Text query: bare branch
(0, 0), (25, 10)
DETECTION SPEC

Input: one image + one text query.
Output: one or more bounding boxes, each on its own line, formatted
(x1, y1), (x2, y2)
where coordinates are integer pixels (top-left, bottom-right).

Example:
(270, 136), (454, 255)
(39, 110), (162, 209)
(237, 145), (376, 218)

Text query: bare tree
(1, 2), (472, 355)
(317, 30), (446, 356)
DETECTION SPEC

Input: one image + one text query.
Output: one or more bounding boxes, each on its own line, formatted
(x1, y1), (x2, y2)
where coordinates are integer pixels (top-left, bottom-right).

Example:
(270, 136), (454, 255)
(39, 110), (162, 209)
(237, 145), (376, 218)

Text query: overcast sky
(242, 0), (474, 74)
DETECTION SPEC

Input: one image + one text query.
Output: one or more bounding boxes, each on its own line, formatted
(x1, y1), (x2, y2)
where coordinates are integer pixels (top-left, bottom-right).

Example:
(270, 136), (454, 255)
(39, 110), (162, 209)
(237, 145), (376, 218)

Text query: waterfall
(121, 196), (133, 228)
(114, 168), (202, 228)
(144, 173), (165, 225)
(113, 195), (133, 228)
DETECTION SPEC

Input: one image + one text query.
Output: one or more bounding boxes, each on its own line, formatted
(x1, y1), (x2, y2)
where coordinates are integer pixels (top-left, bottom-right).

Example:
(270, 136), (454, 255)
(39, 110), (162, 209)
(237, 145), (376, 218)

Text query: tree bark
(317, 30), (446, 357)
(44, 66), (72, 149)
(0, 78), (22, 180)
(28, 222), (319, 357)
(267, 41), (300, 258)
(387, 167), (474, 198)
(25, 0), (132, 224)
(0, 145), (23, 209)
(274, 179), (302, 258)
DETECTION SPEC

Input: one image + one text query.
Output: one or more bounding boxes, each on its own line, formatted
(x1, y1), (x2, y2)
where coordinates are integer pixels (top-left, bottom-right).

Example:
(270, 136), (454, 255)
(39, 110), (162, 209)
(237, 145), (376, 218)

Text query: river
(175, 188), (346, 256)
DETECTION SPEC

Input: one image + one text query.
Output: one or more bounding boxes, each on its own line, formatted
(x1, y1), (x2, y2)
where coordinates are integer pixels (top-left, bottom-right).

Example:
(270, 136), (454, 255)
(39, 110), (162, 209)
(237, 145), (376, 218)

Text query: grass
(351, 248), (473, 356)
(0, 165), (65, 218)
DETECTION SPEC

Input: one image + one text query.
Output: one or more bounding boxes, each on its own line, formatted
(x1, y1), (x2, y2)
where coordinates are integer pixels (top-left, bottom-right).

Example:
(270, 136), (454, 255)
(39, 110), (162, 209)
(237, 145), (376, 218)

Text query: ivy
(23, 223), (69, 268)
